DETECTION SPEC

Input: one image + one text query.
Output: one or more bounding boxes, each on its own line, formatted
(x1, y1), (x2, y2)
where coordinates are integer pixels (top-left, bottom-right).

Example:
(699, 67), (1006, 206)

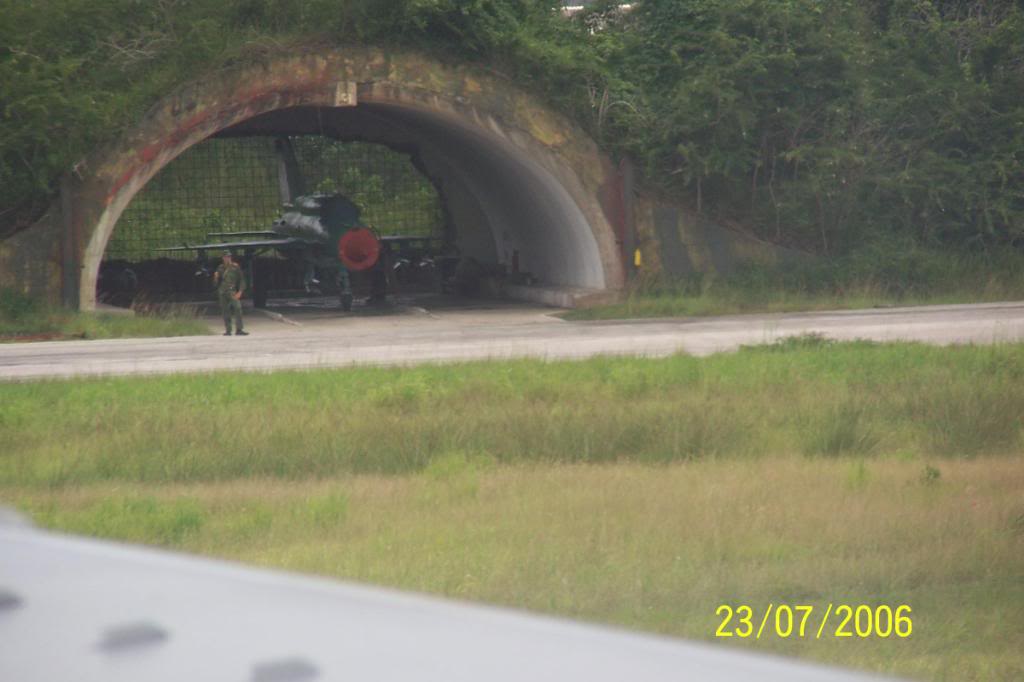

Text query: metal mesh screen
(105, 136), (445, 262)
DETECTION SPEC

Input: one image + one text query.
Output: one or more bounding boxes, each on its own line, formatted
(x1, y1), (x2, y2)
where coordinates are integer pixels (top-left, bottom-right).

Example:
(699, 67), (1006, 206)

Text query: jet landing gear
(337, 269), (353, 312)
(302, 264), (323, 296)
(244, 251), (269, 309)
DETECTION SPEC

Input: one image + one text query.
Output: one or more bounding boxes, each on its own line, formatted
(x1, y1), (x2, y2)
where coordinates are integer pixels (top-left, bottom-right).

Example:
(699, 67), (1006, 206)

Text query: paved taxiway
(1, 300), (1022, 381)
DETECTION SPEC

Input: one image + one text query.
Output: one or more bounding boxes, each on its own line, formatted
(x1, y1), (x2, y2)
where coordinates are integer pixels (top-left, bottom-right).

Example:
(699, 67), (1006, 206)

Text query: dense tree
(582, 0), (1024, 252)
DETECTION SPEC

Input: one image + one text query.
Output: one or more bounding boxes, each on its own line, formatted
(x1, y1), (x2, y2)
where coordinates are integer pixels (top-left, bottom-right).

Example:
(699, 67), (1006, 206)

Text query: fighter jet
(157, 191), (393, 311)
(156, 137), (444, 310)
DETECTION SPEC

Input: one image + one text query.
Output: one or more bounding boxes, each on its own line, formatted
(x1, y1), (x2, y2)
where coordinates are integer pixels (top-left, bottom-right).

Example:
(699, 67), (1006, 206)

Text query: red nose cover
(338, 227), (381, 271)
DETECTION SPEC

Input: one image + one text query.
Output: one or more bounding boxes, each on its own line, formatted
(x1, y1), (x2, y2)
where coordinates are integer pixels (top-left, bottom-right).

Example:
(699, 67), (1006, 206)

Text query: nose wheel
(244, 251), (269, 309)
(337, 268), (353, 311)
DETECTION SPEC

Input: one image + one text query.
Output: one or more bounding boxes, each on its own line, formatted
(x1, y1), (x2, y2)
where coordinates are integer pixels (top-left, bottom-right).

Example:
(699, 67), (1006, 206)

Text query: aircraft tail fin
(274, 137), (305, 204)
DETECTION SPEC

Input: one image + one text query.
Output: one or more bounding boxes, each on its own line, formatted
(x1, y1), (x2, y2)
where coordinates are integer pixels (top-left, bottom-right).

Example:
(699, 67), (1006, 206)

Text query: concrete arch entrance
(60, 49), (624, 310)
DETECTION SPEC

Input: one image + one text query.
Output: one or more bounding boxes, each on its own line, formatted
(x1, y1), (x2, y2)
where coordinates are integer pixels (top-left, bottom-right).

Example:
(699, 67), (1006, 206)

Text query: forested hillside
(2, 0), (1022, 256)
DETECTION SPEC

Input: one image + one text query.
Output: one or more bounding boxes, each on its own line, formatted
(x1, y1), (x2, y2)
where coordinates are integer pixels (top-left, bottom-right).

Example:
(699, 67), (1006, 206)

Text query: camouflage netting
(104, 136), (445, 263)
(98, 135), (447, 302)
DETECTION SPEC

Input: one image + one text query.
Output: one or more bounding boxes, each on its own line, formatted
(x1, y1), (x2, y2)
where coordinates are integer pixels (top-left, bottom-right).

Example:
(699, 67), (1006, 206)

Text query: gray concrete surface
(1, 300), (1023, 382)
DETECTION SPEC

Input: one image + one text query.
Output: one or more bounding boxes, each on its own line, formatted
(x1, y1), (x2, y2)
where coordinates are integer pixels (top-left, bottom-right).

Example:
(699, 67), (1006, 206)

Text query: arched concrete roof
(68, 49), (624, 310)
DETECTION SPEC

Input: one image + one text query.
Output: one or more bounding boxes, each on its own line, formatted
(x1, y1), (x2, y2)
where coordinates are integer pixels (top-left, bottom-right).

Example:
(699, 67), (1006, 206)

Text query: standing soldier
(213, 251), (248, 336)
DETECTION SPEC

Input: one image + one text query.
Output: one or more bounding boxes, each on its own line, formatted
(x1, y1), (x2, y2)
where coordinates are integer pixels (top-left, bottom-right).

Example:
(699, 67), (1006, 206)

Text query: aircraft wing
(0, 513), (894, 682)
(204, 231), (279, 239)
(379, 235), (442, 242)
(154, 238), (303, 253)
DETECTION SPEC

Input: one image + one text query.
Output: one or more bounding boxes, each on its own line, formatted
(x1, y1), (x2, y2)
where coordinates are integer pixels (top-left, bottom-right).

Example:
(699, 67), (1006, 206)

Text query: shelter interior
(99, 104), (606, 309)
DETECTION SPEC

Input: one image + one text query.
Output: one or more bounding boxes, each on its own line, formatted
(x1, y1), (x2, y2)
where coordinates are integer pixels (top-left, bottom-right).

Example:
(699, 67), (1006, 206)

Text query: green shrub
(0, 289), (40, 321)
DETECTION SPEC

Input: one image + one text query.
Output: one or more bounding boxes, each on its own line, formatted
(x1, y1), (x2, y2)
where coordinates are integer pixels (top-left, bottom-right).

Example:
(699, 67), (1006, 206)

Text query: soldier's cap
(222, 250), (233, 257)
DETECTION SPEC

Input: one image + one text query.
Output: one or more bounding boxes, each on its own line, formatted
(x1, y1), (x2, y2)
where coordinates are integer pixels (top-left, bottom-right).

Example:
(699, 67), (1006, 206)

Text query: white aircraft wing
(154, 238), (301, 252)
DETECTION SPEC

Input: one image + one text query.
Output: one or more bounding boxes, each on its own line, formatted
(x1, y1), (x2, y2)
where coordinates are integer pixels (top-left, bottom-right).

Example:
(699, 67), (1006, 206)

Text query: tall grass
(9, 457), (1023, 681)
(1, 341), (1021, 487)
(0, 288), (208, 340)
(568, 248), (1024, 320)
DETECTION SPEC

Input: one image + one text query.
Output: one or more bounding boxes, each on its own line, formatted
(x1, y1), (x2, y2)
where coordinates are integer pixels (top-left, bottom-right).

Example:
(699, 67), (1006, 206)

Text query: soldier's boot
(235, 329), (249, 336)
(223, 321), (232, 336)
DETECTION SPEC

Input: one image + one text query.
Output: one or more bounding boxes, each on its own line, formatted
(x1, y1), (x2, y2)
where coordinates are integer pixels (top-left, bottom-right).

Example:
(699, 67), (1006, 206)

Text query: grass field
(564, 286), (1022, 321)
(0, 288), (208, 341)
(2, 342), (1022, 680)
(567, 250), (1024, 320)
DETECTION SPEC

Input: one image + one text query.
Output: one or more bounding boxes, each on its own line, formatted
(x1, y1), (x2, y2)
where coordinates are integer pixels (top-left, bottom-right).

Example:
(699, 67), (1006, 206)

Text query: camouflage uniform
(215, 261), (246, 334)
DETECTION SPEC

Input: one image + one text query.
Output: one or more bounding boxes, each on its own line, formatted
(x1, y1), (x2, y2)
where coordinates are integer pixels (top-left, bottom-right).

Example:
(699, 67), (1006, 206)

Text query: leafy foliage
(1, 0), (1022, 255)
(588, 0), (1024, 252)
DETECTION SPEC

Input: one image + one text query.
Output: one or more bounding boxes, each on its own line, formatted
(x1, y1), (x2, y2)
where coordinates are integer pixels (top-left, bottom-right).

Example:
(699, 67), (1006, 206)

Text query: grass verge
(0, 288), (209, 341)
(567, 249), (1024, 320)
(1, 340), (1021, 485)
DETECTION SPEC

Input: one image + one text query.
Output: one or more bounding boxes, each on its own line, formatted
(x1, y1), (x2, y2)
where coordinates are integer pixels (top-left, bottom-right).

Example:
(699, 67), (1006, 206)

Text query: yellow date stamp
(715, 604), (912, 639)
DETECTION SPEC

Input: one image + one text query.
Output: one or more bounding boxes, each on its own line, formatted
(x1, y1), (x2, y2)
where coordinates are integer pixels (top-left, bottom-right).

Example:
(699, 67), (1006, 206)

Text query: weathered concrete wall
(0, 209), (62, 304)
(633, 193), (795, 280)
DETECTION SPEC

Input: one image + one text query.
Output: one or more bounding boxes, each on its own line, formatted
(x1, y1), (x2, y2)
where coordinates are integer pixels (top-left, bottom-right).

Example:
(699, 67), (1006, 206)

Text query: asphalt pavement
(1, 300), (1023, 382)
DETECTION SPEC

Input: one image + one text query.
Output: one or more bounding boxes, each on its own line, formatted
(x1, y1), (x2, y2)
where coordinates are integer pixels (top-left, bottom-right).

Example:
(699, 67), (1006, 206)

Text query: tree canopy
(2, 0), (1022, 254)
